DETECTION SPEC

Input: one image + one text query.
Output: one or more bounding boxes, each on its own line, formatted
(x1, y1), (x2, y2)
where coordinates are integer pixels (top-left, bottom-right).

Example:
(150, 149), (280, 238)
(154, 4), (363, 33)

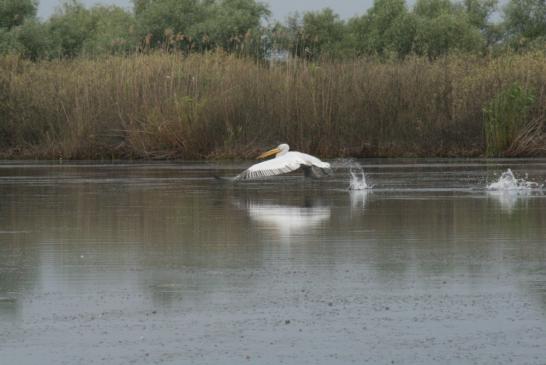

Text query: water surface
(1, 159), (545, 364)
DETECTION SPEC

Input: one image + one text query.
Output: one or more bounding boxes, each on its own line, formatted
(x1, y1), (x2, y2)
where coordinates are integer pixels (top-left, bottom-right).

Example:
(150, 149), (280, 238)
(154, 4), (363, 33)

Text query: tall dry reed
(1, 52), (545, 159)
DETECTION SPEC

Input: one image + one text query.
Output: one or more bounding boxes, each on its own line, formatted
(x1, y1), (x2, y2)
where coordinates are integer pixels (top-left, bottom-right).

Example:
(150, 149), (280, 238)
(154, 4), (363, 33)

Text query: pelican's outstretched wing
(235, 152), (331, 181)
(235, 154), (302, 181)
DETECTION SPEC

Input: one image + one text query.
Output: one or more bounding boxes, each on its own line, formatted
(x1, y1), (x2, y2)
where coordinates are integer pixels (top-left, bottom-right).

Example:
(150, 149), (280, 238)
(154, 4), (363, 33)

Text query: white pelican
(235, 144), (331, 181)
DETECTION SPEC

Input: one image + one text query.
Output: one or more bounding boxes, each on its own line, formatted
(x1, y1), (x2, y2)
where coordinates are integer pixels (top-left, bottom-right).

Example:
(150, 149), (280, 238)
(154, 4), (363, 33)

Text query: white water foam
(486, 169), (543, 191)
(347, 161), (371, 191)
(349, 169), (368, 190)
(332, 158), (372, 191)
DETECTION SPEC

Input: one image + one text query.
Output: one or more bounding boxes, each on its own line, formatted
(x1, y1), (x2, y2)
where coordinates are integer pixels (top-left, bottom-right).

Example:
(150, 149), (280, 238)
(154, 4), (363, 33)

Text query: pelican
(234, 144), (331, 181)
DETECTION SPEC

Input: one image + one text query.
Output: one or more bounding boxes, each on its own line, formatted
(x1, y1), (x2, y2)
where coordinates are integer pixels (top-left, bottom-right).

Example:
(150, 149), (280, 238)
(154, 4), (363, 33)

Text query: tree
(276, 13), (305, 57)
(198, 0), (270, 52)
(12, 20), (52, 60)
(0, 1), (49, 59)
(412, 0), (487, 58)
(47, 0), (97, 57)
(46, 1), (136, 57)
(348, 0), (415, 57)
(301, 8), (346, 58)
(0, 27), (22, 54)
(381, 12), (418, 57)
(134, 0), (269, 52)
(461, 0), (498, 30)
(134, 0), (208, 49)
(413, 12), (485, 57)
(414, 0), (454, 17)
(82, 6), (136, 55)
(0, 0), (37, 30)
(459, 0), (499, 47)
(132, 0), (154, 15)
(503, 0), (546, 48)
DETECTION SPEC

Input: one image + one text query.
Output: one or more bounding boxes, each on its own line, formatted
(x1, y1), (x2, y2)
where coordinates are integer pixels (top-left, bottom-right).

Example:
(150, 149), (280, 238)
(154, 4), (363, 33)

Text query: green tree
(503, 0), (546, 49)
(412, 0), (487, 58)
(413, 12), (485, 57)
(348, 0), (415, 57)
(0, 27), (22, 54)
(0, 1), (49, 59)
(277, 13), (305, 57)
(300, 8), (347, 58)
(0, 0), (37, 30)
(459, 0), (499, 47)
(82, 6), (136, 55)
(132, 0), (154, 15)
(198, 0), (270, 52)
(12, 20), (52, 60)
(414, 0), (454, 17)
(47, 1), (136, 57)
(461, 0), (497, 30)
(134, 0), (208, 49)
(134, 0), (269, 52)
(47, 0), (96, 57)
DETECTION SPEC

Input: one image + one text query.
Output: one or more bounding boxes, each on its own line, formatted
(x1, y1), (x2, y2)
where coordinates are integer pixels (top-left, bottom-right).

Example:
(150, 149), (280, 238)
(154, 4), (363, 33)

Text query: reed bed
(1, 52), (545, 159)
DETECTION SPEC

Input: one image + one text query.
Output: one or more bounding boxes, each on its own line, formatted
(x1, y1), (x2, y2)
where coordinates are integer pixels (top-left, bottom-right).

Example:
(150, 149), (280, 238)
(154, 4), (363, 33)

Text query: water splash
(346, 161), (371, 191)
(349, 169), (368, 190)
(486, 169), (543, 191)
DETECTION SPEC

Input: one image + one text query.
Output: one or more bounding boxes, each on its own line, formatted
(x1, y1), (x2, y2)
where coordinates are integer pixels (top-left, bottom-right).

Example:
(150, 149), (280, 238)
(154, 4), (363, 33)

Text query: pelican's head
(257, 143), (290, 159)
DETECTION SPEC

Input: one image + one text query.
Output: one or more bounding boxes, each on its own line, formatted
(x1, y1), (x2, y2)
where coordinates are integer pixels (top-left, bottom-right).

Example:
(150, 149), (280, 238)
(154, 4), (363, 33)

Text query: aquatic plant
(0, 52), (545, 159)
(483, 83), (536, 157)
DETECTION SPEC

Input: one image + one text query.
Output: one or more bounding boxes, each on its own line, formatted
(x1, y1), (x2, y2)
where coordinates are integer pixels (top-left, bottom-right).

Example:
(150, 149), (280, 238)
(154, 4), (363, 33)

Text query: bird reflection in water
(235, 185), (372, 242)
(247, 203), (331, 239)
(233, 192), (331, 242)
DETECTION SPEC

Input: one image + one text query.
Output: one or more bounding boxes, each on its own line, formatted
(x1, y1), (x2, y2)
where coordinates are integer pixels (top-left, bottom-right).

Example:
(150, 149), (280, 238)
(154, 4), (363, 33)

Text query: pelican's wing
(303, 165), (332, 178)
(299, 152), (332, 178)
(235, 154), (303, 181)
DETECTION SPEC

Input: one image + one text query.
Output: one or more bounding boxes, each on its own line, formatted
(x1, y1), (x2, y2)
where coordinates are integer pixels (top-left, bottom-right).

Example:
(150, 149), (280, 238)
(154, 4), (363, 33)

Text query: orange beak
(257, 147), (281, 159)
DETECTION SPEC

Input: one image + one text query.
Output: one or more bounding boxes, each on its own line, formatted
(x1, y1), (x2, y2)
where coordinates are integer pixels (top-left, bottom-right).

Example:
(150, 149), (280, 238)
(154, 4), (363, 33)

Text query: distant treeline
(0, 0), (546, 60)
(1, 53), (545, 159)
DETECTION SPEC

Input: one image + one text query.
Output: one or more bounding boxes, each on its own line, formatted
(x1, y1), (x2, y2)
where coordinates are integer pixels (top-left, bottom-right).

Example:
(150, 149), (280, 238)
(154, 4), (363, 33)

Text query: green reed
(0, 52), (545, 159)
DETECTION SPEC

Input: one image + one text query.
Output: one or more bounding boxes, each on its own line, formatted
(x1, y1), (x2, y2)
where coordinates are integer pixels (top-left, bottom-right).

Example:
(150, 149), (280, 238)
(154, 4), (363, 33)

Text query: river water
(1, 159), (545, 364)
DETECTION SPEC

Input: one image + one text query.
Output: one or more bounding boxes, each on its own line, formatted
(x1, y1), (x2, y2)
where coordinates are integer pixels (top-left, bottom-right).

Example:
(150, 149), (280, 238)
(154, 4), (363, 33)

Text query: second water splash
(332, 158), (372, 190)
(347, 161), (372, 191)
(487, 168), (544, 191)
(349, 169), (369, 190)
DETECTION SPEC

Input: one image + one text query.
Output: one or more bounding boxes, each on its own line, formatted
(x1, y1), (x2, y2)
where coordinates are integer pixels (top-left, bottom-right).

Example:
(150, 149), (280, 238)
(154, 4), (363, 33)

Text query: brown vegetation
(1, 52), (545, 159)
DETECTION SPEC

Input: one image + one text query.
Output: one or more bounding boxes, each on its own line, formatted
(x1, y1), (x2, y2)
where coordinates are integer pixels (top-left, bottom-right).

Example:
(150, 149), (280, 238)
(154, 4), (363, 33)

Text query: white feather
(236, 147), (331, 181)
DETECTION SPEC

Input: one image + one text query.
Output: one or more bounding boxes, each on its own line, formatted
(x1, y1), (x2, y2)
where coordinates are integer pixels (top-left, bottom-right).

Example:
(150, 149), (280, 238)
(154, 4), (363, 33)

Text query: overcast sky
(37, 0), (375, 20)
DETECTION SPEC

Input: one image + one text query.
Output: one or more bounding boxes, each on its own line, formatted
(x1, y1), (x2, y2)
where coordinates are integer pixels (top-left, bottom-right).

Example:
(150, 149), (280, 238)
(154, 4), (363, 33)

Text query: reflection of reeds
(1, 52), (545, 159)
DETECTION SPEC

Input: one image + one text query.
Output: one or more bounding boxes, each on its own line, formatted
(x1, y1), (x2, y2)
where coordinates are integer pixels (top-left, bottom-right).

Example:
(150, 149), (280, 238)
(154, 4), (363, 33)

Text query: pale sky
(37, 0), (376, 20)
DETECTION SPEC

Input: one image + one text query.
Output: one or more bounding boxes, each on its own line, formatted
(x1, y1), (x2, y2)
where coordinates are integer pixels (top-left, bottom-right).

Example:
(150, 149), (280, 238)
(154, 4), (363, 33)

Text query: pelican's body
(235, 144), (331, 181)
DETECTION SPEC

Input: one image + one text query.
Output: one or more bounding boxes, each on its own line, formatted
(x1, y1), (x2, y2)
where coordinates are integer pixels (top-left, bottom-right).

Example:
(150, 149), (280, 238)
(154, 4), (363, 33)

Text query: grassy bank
(1, 53), (545, 159)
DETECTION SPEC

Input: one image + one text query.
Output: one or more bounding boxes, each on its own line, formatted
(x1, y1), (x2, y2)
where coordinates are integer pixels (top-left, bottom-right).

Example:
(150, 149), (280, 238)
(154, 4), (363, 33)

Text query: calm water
(1, 159), (545, 364)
